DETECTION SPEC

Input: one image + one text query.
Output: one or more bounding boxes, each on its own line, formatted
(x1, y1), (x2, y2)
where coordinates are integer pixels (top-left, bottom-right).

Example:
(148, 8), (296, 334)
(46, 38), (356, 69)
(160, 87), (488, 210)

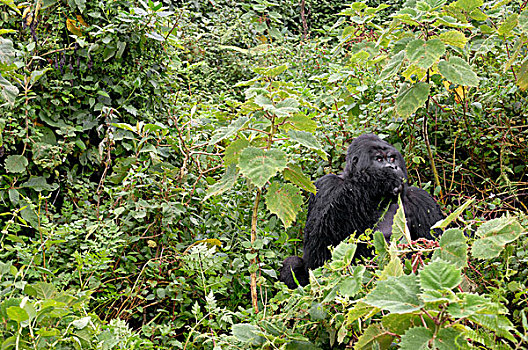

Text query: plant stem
(250, 189), (261, 313)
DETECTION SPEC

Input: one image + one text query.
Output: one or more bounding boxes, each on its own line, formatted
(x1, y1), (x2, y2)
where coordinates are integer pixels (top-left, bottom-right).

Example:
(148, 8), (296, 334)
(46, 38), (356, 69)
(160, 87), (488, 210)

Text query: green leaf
(21, 176), (58, 192)
(396, 82), (430, 118)
(438, 56), (479, 87)
(471, 216), (523, 259)
(406, 39), (446, 70)
(288, 130), (328, 160)
(517, 57), (528, 91)
(498, 13), (518, 36)
(432, 229), (468, 269)
(420, 260), (462, 291)
(6, 306), (29, 322)
(0, 0), (21, 14)
(468, 313), (514, 341)
(399, 327), (432, 350)
(309, 303), (326, 320)
(469, 8), (487, 21)
(224, 139), (249, 166)
(432, 198), (473, 230)
(447, 293), (499, 318)
(364, 275), (424, 313)
(338, 266), (365, 297)
(204, 165), (238, 200)
(0, 74), (18, 106)
(283, 164), (316, 194)
(265, 182), (303, 228)
(231, 324), (265, 345)
(436, 328), (469, 349)
(331, 242), (357, 267)
(4, 155), (28, 173)
(284, 340), (320, 350)
(287, 113), (317, 133)
(520, 10), (528, 33)
(30, 68), (51, 85)
(209, 116), (249, 145)
(353, 324), (394, 350)
(346, 301), (378, 324)
(238, 147), (288, 188)
(379, 256), (404, 280)
(253, 64), (288, 77)
(378, 50), (406, 82)
(453, 0), (482, 11)
(439, 30), (468, 48)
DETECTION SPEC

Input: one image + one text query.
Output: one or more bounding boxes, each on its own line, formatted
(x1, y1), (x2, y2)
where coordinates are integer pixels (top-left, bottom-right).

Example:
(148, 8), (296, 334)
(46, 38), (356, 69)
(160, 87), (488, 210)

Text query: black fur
(279, 134), (444, 289)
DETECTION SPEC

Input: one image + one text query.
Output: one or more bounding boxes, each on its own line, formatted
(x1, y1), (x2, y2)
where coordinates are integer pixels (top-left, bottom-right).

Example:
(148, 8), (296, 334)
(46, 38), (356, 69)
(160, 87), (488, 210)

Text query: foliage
(1, 0), (528, 348)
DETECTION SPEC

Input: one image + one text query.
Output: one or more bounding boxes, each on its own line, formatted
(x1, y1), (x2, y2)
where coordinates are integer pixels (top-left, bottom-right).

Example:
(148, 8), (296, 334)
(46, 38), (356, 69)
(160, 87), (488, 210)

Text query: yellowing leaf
(66, 18), (83, 36)
(77, 15), (88, 27)
(439, 30), (468, 48)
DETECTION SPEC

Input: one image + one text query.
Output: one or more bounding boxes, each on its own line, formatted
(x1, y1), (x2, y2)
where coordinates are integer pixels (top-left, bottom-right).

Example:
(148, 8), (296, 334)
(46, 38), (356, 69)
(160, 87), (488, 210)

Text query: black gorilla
(279, 133), (444, 289)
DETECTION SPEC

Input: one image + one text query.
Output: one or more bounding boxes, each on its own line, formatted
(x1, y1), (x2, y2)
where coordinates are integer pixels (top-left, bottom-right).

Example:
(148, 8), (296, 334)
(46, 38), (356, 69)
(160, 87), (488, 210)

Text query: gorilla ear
(343, 154), (359, 176)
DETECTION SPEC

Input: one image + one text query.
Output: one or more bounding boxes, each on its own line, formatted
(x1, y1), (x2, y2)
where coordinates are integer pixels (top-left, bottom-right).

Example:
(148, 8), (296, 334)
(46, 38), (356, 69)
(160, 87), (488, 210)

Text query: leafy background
(0, 0), (527, 348)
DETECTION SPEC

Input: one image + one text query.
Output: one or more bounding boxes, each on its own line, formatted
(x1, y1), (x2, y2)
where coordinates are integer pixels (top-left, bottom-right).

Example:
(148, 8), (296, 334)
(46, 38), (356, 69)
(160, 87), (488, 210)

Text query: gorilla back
(279, 134), (444, 289)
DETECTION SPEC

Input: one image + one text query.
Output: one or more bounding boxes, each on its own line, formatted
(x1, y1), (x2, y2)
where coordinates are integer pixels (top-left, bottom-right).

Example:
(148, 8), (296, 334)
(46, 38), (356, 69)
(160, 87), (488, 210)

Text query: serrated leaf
(517, 57), (528, 91)
(204, 165), (238, 200)
(420, 260), (462, 291)
(287, 113), (317, 133)
(353, 324), (394, 350)
(520, 10), (528, 33)
(288, 130), (328, 160)
(224, 139), (249, 166)
(283, 164), (316, 193)
(406, 39), (446, 70)
(331, 242), (357, 266)
(379, 256), (404, 280)
(21, 176), (58, 192)
(453, 0), (482, 11)
(0, 74), (18, 106)
(253, 64), (288, 77)
(471, 216), (523, 259)
(396, 82), (430, 118)
(378, 50), (406, 82)
(364, 275), (424, 313)
(438, 56), (479, 87)
(447, 293), (499, 318)
(338, 265), (365, 297)
(498, 13), (518, 36)
(232, 324), (265, 345)
(346, 301), (378, 324)
(265, 182), (303, 228)
(432, 198), (473, 230)
(439, 30), (468, 48)
(399, 327), (432, 350)
(432, 229), (468, 268)
(209, 116), (249, 145)
(468, 313), (514, 341)
(238, 147), (287, 188)
(4, 155), (28, 173)
(284, 340), (319, 350)
(469, 8), (487, 21)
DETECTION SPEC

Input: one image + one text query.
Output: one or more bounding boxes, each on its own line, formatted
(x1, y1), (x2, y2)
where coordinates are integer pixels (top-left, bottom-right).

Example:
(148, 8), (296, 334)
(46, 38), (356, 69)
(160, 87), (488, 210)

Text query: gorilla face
(343, 134), (408, 181)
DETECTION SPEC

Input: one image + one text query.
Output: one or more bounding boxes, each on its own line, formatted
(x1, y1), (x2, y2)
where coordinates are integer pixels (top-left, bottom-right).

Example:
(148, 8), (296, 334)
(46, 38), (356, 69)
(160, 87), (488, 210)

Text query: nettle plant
(207, 64), (324, 312)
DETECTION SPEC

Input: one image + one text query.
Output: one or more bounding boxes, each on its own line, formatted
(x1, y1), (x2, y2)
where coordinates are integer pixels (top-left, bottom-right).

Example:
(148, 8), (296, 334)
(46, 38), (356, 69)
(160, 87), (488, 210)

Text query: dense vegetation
(1, 0), (528, 348)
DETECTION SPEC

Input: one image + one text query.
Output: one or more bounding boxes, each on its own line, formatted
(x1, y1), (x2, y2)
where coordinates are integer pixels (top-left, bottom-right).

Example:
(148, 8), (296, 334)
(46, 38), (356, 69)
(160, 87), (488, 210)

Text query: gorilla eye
(376, 156), (383, 162)
(389, 156), (396, 163)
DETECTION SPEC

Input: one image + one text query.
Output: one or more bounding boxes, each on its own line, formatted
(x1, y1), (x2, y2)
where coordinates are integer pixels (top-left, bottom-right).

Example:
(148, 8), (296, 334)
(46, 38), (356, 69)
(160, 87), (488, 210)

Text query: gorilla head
(343, 133), (408, 181)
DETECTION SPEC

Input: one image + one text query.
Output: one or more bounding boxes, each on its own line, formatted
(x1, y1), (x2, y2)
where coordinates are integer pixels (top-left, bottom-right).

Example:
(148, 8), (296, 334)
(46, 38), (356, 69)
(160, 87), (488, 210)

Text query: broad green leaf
(434, 16), (473, 29)
(419, 260), (461, 291)
(6, 306), (29, 322)
(382, 313), (434, 335)
(435, 328), (469, 349)
(379, 256), (404, 280)
(469, 8), (487, 21)
(209, 116), (249, 145)
(396, 82), (430, 118)
(438, 56), (479, 87)
(31, 282), (57, 299)
(471, 216), (523, 259)
(498, 13), (518, 36)
(517, 57), (528, 91)
(0, 38), (15, 64)
(0, 74), (18, 106)
(265, 182), (303, 228)
(238, 147), (287, 188)
(378, 50), (406, 82)
(353, 324), (393, 350)
(309, 303), (326, 320)
(4, 155), (28, 173)
(346, 301), (378, 323)
(364, 275), (424, 313)
(338, 266), (365, 297)
(287, 113), (317, 133)
(469, 313), (515, 341)
(399, 327), (432, 350)
(231, 324), (265, 345)
(204, 165), (238, 200)
(288, 130), (328, 160)
(30, 68), (51, 85)
(453, 0), (482, 11)
(331, 242), (357, 267)
(21, 176), (58, 192)
(447, 293), (500, 318)
(283, 164), (316, 194)
(72, 316), (91, 329)
(373, 229), (388, 256)
(253, 64), (288, 77)
(406, 39), (446, 70)
(520, 10), (528, 33)
(439, 30), (468, 48)
(224, 139), (249, 166)
(432, 229), (468, 268)
(284, 340), (319, 350)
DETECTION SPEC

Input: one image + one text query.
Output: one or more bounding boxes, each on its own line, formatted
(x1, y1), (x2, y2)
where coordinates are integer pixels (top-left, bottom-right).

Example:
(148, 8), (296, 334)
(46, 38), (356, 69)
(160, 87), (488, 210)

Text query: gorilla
(279, 133), (444, 289)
